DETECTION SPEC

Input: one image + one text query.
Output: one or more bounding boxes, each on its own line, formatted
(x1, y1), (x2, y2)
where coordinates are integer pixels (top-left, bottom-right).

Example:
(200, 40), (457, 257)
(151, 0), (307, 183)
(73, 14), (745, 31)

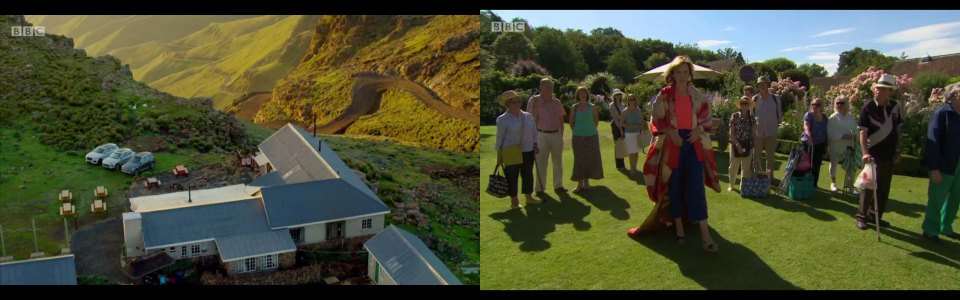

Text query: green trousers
(923, 162), (960, 236)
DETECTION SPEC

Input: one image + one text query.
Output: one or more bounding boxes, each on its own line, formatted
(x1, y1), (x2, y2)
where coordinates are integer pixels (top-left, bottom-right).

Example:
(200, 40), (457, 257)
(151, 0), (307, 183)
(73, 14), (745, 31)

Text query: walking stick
(873, 162), (881, 241)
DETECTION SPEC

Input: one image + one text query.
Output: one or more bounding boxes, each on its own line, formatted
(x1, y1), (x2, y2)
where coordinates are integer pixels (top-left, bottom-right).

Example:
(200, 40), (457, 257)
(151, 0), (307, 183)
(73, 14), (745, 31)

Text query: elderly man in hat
(496, 90), (539, 209)
(526, 78), (568, 195)
(921, 83), (960, 242)
(856, 74), (904, 230)
(752, 76), (782, 180)
(608, 88), (627, 170)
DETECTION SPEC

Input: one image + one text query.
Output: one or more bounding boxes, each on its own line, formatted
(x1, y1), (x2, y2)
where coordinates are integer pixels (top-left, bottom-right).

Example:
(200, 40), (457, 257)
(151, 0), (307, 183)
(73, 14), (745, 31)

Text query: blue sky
(489, 10), (960, 76)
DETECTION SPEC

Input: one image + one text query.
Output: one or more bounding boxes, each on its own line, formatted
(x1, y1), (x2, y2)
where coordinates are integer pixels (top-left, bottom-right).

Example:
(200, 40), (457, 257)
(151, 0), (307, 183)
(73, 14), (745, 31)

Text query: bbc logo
(491, 22), (526, 33)
(10, 26), (45, 37)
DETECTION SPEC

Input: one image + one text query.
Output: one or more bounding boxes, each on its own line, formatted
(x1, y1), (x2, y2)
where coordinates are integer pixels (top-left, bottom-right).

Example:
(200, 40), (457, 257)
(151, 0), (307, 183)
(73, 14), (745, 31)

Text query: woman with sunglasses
(827, 96), (858, 193)
(802, 98), (830, 192)
(619, 93), (646, 174)
(728, 96), (757, 192)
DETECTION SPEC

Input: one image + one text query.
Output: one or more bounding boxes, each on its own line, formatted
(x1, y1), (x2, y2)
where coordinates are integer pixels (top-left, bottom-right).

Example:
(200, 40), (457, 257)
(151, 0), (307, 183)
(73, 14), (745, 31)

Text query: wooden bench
(94, 186), (108, 198)
(59, 190), (73, 203)
(173, 165), (189, 178)
(60, 202), (74, 216)
(91, 199), (107, 213)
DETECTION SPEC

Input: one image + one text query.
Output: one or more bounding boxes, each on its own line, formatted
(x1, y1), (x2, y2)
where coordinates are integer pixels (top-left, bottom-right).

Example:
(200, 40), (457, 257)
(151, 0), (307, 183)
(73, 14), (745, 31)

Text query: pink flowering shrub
(825, 66), (913, 116)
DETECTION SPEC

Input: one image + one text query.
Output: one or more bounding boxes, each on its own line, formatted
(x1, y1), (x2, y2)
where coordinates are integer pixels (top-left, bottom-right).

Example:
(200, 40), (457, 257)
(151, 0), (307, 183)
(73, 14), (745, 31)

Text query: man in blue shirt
(922, 83), (960, 242)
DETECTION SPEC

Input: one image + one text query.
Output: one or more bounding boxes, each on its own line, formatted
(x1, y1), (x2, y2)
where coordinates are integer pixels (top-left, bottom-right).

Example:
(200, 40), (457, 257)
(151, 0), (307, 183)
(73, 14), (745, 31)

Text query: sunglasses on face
(738, 101), (748, 105)
(813, 104), (822, 107)
(836, 102), (846, 105)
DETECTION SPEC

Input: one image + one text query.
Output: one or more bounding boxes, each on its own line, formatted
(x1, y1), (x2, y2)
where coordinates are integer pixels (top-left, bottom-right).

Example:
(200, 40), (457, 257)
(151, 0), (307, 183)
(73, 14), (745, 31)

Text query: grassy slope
(27, 16), (255, 56)
(259, 15), (479, 152)
(0, 128), (220, 259)
(346, 89), (478, 153)
(27, 15), (311, 109)
(480, 122), (957, 289)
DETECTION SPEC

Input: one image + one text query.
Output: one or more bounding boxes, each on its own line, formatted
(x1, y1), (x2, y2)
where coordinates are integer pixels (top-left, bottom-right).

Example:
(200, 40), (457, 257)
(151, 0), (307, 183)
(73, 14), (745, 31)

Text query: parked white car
(85, 143), (119, 165)
(102, 148), (135, 170)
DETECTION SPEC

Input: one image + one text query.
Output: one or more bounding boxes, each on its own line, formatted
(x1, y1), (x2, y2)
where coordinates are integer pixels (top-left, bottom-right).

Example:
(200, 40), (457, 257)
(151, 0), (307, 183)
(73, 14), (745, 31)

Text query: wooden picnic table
(95, 186), (108, 198)
(59, 190), (72, 203)
(145, 177), (161, 189)
(173, 165), (189, 178)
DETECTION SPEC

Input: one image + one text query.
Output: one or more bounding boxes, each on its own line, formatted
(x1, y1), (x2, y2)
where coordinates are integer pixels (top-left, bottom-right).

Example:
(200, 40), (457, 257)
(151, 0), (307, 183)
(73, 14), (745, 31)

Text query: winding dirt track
(314, 74), (478, 134)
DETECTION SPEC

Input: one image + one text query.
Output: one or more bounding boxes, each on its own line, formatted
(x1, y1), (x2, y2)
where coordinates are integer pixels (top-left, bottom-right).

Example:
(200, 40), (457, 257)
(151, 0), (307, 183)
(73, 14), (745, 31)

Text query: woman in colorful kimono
(627, 56), (721, 252)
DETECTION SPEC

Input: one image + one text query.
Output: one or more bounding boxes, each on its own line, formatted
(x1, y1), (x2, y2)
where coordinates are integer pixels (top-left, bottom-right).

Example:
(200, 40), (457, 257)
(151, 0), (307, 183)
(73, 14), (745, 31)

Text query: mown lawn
(480, 121), (957, 290)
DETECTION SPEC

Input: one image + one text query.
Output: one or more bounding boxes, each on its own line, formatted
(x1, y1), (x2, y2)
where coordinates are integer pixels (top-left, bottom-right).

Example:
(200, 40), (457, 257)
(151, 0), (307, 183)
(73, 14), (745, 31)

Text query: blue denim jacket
(924, 104), (960, 175)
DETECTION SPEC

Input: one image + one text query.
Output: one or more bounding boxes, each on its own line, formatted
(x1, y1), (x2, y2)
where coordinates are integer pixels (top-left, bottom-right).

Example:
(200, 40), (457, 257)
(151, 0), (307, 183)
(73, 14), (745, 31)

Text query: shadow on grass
(879, 225), (960, 269)
(480, 133), (494, 140)
(488, 193), (592, 252)
(737, 189), (838, 222)
(616, 168), (646, 186)
(629, 227), (801, 290)
(575, 185), (630, 220)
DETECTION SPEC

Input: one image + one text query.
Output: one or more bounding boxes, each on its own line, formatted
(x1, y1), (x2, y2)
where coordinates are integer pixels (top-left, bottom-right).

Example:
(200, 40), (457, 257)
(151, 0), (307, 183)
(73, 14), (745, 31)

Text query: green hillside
(27, 15), (316, 108)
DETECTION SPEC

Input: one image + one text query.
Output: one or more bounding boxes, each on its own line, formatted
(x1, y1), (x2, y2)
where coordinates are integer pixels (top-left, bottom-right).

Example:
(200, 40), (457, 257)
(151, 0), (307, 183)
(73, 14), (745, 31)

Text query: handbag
(500, 114), (525, 167)
(486, 163), (510, 198)
(615, 138), (627, 159)
(740, 153), (769, 198)
(637, 119), (652, 152)
(795, 142), (813, 172)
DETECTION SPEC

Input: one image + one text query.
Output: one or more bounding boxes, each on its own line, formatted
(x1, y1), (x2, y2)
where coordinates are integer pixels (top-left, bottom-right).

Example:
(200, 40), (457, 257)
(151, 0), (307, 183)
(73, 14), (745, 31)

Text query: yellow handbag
(500, 115), (525, 167)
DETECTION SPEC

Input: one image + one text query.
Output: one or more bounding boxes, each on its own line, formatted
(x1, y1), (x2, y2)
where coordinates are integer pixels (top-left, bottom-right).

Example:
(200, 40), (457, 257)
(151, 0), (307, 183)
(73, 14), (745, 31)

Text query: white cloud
(819, 62), (838, 77)
(878, 21), (960, 44)
(723, 26), (737, 32)
(808, 52), (839, 62)
(780, 42), (846, 52)
(811, 28), (855, 38)
(887, 38), (960, 59)
(696, 39), (732, 48)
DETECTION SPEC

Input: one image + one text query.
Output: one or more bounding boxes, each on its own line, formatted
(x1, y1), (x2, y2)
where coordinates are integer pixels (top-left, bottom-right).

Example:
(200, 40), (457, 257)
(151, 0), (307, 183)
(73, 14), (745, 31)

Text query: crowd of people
(494, 55), (960, 250)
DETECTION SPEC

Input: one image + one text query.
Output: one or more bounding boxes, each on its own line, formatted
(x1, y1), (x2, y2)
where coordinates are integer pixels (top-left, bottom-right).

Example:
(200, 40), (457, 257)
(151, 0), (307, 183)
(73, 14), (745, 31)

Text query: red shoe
(627, 227), (641, 236)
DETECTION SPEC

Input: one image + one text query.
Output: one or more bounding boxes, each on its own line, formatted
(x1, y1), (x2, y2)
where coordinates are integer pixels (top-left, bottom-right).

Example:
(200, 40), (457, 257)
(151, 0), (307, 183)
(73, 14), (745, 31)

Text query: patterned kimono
(634, 83), (721, 233)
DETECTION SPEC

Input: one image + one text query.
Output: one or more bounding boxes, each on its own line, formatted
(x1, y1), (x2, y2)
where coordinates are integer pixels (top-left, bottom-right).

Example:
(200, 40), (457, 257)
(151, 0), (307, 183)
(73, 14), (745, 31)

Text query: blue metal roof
(215, 230), (296, 262)
(0, 255), (78, 285)
(364, 225), (461, 285)
(140, 198), (269, 249)
(260, 179), (390, 228)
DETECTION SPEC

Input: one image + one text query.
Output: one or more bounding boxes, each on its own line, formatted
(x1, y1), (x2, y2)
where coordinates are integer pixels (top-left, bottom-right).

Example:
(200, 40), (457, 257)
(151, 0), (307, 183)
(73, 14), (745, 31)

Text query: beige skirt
(571, 135), (604, 181)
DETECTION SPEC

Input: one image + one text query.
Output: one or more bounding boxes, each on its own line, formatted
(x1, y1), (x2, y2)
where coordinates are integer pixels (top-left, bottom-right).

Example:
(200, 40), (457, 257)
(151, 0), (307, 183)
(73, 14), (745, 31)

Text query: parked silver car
(121, 152), (156, 175)
(85, 143), (119, 165)
(102, 148), (135, 170)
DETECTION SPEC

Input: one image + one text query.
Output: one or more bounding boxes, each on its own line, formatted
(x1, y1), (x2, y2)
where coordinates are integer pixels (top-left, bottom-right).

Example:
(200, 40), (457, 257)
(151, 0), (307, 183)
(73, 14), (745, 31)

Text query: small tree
(606, 48), (638, 83)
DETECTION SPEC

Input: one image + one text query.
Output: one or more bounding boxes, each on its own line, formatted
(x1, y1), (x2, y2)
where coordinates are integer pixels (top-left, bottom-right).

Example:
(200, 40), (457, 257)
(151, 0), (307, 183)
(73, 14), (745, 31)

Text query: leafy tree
(837, 47), (898, 76)
(763, 57), (797, 73)
(675, 43), (721, 64)
(606, 48), (638, 83)
(533, 27), (588, 79)
(644, 52), (670, 70)
(565, 29), (603, 73)
(717, 47), (742, 60)
(779, 68), (810, 88)
(914, 71), (950, 103)
(480, 10), (504, 49)
(747, 62), (778, 84)
(797, 63), (829, 78)
(491, 32), (536, 71)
